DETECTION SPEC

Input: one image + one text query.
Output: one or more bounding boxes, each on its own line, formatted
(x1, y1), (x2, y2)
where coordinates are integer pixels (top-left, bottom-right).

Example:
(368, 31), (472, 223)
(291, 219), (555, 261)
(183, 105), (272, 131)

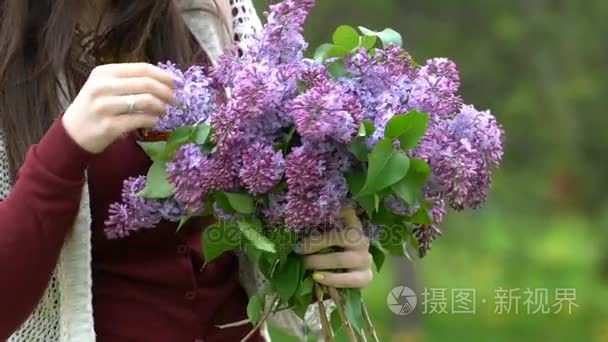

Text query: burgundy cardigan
(0, 118), (264, 342)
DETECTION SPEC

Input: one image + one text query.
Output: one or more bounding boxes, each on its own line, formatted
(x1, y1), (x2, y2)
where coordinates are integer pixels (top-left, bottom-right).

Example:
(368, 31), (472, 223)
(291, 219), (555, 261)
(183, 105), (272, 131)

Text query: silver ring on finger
(126, 95), (137, 113)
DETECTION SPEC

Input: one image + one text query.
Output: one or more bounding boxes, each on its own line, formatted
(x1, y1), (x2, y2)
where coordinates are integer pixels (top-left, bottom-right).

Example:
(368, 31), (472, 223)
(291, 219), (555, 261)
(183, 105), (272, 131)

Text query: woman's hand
(63, 63), (177, 154)
(298, 208), (373, 289)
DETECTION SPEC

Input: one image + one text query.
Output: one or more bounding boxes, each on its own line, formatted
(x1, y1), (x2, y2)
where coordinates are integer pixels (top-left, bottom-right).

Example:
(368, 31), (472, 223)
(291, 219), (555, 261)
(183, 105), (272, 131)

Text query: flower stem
(361, 300), (380, 342)
(241, 295), (280, 342)
(327, 287), (358, 342)
(314, 283), (334, 342)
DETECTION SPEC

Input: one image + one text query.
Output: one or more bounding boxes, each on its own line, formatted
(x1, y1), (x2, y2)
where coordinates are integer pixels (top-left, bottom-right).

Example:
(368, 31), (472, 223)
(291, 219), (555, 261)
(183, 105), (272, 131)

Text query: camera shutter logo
(387, 286), (417, 315)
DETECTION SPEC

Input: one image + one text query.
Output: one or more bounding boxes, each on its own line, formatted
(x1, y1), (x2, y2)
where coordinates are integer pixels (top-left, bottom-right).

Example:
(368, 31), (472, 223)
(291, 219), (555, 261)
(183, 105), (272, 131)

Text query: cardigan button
(185, 291), (197, 301)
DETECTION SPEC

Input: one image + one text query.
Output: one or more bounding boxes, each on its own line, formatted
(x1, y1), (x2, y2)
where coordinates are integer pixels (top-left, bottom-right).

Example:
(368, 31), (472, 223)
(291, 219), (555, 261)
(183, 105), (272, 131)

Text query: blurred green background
(253, 0), (608, 341)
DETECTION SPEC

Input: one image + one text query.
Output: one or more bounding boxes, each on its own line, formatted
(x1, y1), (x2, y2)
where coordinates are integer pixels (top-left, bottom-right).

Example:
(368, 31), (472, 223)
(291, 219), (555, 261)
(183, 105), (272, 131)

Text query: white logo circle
(387, 286), (417, 315)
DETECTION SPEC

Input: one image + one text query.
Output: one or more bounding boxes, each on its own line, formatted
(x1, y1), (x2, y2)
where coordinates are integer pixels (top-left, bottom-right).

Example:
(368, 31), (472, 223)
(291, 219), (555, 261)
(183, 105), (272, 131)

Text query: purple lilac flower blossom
(284, 141), (349, 232)
(105, 176), (183, 239)
(262, 192), (288, 225)
(287, 82), (362, 144)
(252, 0), (315, 65)
(413, 224), (443, 258)
(166, 144), (212, 212)
(342, 46), (417, 147)
(156, 63), (217, 132)
(239, 142), (285, 194)
(415, 105), (504, 210)
(409, 58), (463, 117)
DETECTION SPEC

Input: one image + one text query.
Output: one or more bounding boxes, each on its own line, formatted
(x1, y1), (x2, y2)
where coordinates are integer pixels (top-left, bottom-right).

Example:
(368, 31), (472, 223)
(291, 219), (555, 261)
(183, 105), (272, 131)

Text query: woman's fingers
(297, 226), (369, 255)
(312, 269), (373, 289)
(110, 77), (177, 106)
(93, 63), (177, 88)
(340, 207), (363, 229)
(98, 93), (168, 116)
(304, 251), (373, 271)
(111, 113), (159, 134)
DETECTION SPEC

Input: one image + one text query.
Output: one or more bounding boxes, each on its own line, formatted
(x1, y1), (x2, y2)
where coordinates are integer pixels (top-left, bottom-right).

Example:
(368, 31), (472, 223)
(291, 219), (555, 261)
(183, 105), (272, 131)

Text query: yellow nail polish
(313, 273), (325, 281)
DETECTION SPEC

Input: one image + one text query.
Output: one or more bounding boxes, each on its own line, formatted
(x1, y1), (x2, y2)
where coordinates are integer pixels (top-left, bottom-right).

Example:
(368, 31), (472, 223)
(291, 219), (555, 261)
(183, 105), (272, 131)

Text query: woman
(0, 0), (374, 341)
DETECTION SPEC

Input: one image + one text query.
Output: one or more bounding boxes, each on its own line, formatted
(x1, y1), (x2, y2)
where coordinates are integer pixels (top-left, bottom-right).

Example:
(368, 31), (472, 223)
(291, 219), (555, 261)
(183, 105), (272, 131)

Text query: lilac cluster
(342, 46), (417, 146)
(239, 142), (285, 194)
(340, 47), (502, 253)
(156, 63), (218, 132)
(409, 58), (463, 117)
(166, 144), (212, 212)
(204, 1), (317, 207)
(342, 51), (466, 147)
(415, 105), (504, 210)
(214, 0), (314, 87)
(287, 81), (362, 144)
(284, 141), (350, 231)
(251, 0), (315, 65)
(105, 177), (183, 239)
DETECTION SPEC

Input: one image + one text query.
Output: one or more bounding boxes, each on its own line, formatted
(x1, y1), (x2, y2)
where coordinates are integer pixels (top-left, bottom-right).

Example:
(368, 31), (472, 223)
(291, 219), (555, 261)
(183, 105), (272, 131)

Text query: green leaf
(410, 207), (433, 225)
(247, 294), (264, 324)
(392, 158), (431, 205)
(225, 192), (256, 214)
(238, 220), (276, 253)
(138, 161), (175, 199)
(343, 289), (365, 336)
(384, 111), (430, 150)
(359, 120), (375, 137)
(271, 227), (298, 264)
(359, 35), (378, 50)
(330, 310), (349, 342)
(374, 205), (402, 226)
(374, 193), (381, 212)
(201, 222), (241, 263)
(326, 45), (350, 59)
(290, 273), (311, 318)
(358, 26), (403, 48)
(378, 223), (409, 256)
(194, 124), (212, 145)
(347, 172), (375, 216)
(369, 241), (387, 272)
(327, 60), (348, 79)
(272, 252), (303, 302)
(347, 137), (369, 162)
(333, 25), (360, 51)
(292, 292), (312, 319)
(314, 43), (333, 62)
(137, 141), (167, 161)
(214, 192), (236, 214)
(356, 139), (410, 197)
(258, 253), (278, 279)
(167, 126), (195, 150)
(297, 276), (314, 297)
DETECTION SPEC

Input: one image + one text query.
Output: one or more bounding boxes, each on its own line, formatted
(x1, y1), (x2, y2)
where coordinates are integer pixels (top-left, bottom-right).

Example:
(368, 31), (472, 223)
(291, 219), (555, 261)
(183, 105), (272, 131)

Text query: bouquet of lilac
(106, 0), (503, 340)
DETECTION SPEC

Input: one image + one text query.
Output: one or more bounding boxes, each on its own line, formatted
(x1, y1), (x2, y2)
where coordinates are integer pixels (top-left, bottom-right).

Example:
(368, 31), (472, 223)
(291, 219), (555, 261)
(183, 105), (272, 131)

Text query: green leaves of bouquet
(315, 25), (403, 79)
(351, 112), (432, 261)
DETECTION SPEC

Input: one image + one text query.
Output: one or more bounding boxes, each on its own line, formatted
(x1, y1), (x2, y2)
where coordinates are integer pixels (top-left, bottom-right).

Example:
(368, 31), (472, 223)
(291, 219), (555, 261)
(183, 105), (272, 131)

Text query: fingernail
(312, 272), (325, 282)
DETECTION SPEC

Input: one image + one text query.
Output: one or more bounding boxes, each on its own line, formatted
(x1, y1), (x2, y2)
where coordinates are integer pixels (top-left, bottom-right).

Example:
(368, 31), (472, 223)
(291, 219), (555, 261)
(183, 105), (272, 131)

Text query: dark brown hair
(0, 0), (202, 178)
